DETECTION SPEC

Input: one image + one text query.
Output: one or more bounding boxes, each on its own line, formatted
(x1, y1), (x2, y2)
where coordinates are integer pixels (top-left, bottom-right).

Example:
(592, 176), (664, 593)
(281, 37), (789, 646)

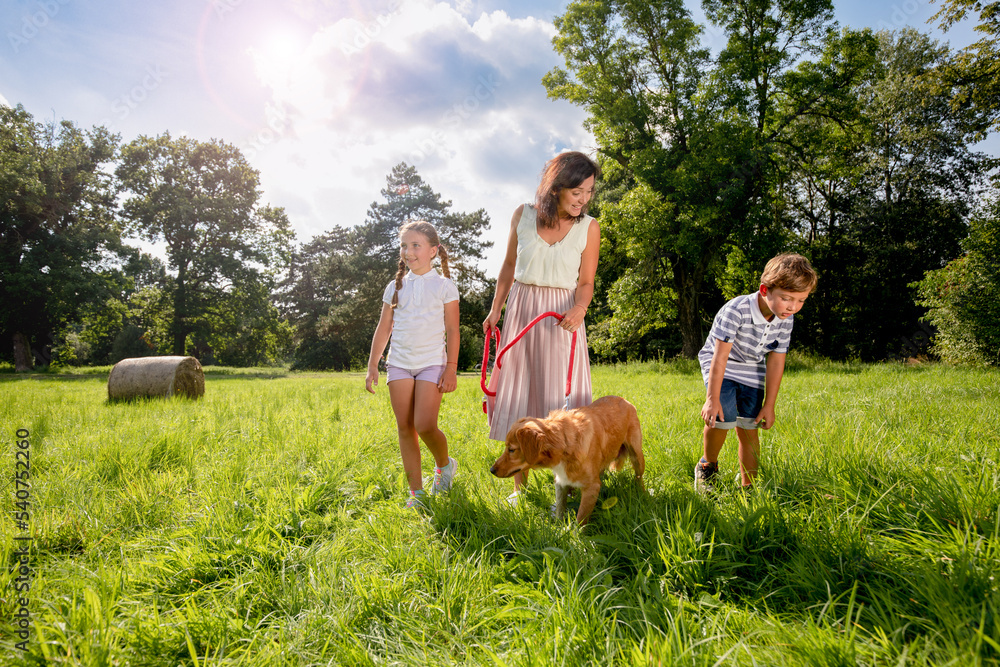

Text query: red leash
(481, 311), (577, 413)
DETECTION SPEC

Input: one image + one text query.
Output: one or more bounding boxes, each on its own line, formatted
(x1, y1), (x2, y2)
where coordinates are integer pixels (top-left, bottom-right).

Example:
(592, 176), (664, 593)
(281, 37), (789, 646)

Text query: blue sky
(1, 0), (992, 268)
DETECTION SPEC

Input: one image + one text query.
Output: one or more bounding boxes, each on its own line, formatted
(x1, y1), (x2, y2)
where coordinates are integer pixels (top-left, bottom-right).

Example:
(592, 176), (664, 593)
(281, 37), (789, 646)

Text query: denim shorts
(710, 378), (765, 430)
(387, 364), (444, 384)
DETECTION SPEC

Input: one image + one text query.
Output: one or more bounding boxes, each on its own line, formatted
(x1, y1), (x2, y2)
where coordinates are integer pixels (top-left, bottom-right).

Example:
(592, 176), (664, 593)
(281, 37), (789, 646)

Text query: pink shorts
(386, 364), (444, 384)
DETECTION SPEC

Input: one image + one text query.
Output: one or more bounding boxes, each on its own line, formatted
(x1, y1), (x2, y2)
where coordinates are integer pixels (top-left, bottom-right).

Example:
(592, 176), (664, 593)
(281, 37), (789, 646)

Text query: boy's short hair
(760, 253), (818, 293)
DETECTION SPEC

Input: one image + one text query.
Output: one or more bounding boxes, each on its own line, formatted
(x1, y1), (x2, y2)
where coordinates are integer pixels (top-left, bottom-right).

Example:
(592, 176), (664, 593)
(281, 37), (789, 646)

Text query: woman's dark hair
(534, 151), (600, 229)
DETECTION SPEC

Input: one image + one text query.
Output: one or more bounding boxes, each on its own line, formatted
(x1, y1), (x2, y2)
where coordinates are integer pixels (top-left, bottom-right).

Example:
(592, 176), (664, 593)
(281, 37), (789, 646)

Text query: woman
(483, 151), (601, 503)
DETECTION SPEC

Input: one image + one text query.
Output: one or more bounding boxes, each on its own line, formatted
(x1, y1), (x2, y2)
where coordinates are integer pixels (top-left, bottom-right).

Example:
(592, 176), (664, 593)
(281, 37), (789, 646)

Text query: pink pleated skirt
(486, 281), (592, 441)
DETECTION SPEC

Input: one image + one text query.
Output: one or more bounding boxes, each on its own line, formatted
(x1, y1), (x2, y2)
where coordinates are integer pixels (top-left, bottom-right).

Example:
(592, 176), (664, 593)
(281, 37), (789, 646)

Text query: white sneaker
(432, 457), (458, 494)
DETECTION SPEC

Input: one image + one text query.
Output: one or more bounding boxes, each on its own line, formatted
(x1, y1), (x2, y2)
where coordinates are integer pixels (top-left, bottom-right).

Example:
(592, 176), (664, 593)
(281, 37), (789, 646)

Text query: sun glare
(261, 31), (304, 70)
(248, 27), (313, 101)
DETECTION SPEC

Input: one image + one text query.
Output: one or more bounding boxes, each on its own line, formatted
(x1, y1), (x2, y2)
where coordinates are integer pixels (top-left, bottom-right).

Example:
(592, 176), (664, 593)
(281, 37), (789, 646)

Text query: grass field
(1, 359), (999, 665)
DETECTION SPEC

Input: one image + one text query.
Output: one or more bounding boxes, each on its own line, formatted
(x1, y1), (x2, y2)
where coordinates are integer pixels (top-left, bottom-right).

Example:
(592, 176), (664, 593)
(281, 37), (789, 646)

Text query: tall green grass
(1, 362), (998, 664)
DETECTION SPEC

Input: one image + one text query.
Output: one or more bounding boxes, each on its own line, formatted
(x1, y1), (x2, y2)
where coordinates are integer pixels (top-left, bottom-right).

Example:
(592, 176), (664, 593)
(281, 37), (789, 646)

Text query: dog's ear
(533, 429), (559, 464)
(516, 424), (545, 464)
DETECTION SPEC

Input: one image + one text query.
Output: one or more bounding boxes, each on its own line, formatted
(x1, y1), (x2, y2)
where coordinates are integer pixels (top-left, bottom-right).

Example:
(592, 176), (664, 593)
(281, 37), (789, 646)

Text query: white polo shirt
(697, 293), (794, 388)
(382, 270), (459, 370)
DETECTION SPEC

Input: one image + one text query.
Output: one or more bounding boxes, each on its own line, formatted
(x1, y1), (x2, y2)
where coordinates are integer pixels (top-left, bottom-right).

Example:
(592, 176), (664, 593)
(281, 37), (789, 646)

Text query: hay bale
(107, 356), (205, 401)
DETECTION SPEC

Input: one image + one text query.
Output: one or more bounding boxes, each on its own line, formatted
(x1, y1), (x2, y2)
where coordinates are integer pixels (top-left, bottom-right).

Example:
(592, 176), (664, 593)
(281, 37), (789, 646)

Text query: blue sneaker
(432, 457), (458, 494)
(405, 489), (427, 510)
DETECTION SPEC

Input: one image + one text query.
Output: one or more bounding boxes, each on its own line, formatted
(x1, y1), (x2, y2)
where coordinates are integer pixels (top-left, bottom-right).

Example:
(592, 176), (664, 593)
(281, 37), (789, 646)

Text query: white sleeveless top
(512, 204), (593, 290)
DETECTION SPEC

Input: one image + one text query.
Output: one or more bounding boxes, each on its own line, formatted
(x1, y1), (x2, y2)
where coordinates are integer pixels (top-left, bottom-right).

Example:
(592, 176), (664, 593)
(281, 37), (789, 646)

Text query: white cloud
(245, 0), (592, 267)
(0, 91), (9, 107)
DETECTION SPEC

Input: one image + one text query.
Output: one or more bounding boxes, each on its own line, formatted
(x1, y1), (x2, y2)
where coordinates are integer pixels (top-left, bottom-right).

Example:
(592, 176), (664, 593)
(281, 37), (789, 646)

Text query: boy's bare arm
(756, 351), (786, 429)
(701, 339), (732, 427)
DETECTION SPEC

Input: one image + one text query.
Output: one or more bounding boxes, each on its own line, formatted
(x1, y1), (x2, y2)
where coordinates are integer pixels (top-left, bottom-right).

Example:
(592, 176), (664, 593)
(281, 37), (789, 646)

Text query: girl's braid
(390, 257), (407, 309)
(437, 244), (451, 278)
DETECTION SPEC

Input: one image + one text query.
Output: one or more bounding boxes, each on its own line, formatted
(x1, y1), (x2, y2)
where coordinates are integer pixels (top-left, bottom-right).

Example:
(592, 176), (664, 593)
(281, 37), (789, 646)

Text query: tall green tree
(0, 104), (123, 370)
(117, 133), (293, 359)
(279, 229), (355, 370)
(545, 0), (872, 357)
(280, 163), (492, 370)
(775, 29), (989, 359)
(931, 0), (1000, 138)
(60, 249), (167, 365)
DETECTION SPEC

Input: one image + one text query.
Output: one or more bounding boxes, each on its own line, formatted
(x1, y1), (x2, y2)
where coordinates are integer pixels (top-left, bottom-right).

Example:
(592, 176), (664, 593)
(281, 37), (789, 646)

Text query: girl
(366, 220), (460, 509)
(483, 151), (602, 505)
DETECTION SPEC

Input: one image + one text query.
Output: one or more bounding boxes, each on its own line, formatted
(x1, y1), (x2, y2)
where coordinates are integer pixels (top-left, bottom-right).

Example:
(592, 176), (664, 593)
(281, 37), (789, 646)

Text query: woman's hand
(483, 308), (502, 334)
(558, 304), (587, 333)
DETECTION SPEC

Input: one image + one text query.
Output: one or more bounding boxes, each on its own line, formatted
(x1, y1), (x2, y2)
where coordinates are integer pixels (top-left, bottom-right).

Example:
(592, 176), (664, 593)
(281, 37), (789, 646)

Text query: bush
(914, 200), (1000, 366)
(111, 325), (156, 363)
(51, 331), (91, 367)
(290, 334), (355, 371)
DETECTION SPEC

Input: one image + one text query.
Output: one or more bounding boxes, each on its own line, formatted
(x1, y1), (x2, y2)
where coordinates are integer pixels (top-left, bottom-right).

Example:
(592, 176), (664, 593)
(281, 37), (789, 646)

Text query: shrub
(914, 199), (1000, 366)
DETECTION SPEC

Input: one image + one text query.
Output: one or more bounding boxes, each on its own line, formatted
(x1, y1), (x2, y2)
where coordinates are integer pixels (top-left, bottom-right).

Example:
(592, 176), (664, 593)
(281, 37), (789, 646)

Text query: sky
(1, 0), (994, 270)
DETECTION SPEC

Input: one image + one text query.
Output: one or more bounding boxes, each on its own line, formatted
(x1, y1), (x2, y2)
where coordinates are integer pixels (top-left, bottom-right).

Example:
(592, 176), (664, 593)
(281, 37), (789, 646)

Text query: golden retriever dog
(490, 395), (644, 525)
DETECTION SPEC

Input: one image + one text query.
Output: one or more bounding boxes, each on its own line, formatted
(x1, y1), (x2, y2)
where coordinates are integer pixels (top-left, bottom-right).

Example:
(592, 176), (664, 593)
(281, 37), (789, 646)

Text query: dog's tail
(627, 420), (645, 482)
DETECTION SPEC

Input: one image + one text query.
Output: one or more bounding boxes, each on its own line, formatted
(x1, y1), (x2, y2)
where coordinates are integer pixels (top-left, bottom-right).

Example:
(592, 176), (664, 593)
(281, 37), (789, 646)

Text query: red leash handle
(481, 311), (577, 406)
(480, 325), (501, 395)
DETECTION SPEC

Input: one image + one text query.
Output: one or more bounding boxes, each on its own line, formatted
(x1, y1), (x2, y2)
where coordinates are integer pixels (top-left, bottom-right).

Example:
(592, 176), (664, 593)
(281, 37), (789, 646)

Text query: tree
(0, 105), (123, 370)
(279, 229), (355, 370)
(915, 191), (1000, 365)
(775, 29), (989, 359)
(58, 249), (167, 365)
(279, 163), (492, 370)
(545, 0), (871, 357)
(931, 0), (1000, 138)
(117, 133), (293, 359)
(199, 280), (294, 367)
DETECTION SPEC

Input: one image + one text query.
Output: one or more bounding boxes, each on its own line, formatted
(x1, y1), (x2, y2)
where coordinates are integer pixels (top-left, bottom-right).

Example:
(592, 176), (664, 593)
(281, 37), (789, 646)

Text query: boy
(695, 253), (818, 492)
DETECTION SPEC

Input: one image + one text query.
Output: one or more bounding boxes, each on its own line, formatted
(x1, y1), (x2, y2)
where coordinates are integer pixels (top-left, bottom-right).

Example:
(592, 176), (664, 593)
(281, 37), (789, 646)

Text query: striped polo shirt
(698, 293), (794, 388)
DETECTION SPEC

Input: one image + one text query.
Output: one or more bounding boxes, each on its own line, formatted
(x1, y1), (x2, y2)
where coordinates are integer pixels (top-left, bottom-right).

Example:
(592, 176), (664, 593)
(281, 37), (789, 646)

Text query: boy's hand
(755, 405), (776, 430)
(701, 397), (724, 428)
(365, 367), (379, 394)
(438, 365), (457, 393)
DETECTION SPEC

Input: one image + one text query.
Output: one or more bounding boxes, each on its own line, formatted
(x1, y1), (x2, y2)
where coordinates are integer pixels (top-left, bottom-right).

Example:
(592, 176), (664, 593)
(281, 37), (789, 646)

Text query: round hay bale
(107, 356), (205, 401)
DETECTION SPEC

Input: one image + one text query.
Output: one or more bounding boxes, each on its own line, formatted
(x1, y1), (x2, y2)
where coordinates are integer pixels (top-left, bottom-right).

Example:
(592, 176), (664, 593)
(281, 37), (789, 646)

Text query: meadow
(1, 359), (998, 665)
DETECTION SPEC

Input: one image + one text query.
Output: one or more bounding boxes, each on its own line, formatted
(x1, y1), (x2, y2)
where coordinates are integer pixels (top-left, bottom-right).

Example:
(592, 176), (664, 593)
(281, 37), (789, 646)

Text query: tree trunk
(677, 285), (703, 359)
(172, 265), (188, 355)
(13, 332), (33, 372)
(171, 318), (187, 356)
(673, 257), (708, 359)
